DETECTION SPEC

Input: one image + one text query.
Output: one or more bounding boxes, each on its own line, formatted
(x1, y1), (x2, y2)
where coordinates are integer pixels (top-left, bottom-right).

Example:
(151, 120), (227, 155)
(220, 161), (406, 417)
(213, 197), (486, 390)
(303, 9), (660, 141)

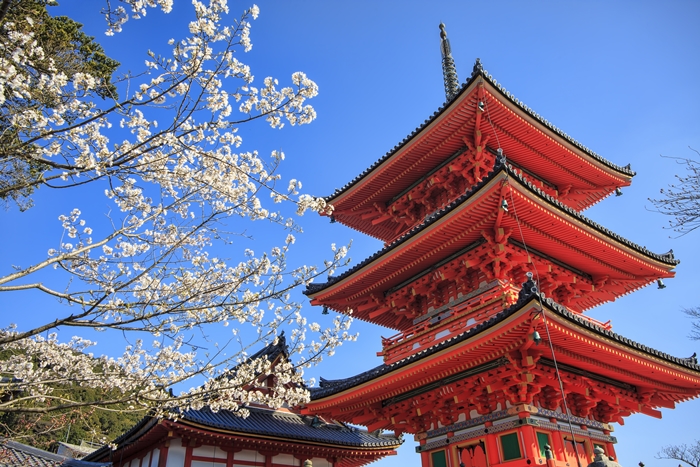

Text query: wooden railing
(377, 285), (613, 364)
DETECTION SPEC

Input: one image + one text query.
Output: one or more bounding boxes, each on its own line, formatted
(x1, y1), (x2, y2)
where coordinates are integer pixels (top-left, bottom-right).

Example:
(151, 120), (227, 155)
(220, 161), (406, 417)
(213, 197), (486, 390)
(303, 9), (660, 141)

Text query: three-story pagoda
(301, 25), (700, 467)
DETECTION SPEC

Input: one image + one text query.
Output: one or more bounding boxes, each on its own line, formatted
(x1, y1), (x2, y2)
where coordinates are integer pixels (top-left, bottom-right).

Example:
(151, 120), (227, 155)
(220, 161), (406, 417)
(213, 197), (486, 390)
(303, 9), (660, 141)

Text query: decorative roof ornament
(439, 23), (460, 102)
(518, 272), (538, 302)
(472, 57), (483, 77)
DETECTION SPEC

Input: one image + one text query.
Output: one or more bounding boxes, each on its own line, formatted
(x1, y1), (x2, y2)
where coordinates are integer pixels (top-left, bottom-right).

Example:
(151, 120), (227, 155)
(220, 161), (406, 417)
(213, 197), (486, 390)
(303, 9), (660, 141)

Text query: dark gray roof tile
(180, 406), (401, 448)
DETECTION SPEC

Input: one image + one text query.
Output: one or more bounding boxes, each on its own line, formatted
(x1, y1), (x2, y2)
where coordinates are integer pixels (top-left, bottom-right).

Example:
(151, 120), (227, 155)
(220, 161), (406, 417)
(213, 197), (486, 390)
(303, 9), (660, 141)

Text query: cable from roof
(482, 98), (585, 467)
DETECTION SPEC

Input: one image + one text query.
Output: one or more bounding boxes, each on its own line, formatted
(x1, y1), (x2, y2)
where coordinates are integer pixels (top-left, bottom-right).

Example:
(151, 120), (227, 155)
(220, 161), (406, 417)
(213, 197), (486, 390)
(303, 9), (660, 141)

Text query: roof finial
(439, 23), (460, 102)
(472, 57), (483, 77)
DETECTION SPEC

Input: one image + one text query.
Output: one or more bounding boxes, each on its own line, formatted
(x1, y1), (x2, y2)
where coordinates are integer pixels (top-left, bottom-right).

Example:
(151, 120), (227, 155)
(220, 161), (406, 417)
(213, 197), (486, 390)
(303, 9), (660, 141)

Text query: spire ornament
(439, 23), (460, 102)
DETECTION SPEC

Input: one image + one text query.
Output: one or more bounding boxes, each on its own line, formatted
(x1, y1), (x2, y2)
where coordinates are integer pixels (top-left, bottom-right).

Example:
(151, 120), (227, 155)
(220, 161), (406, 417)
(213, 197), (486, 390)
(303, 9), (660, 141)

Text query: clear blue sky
(2, 1), (699, 465)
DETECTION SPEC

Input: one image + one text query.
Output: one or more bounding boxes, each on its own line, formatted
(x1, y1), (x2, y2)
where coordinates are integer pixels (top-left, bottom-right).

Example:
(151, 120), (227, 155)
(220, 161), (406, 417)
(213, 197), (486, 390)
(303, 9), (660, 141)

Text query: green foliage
(1, 0), (120, 98)
(0, 347), (142, 450)
(0, 386), (143, 451)
(0, 0), (120, 210)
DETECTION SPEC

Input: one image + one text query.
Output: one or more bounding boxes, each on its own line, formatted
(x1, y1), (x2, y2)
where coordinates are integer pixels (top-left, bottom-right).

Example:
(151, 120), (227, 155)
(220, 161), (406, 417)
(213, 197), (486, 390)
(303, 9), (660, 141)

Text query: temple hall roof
(181, 406), (401, 448)
(86, 405), (401, 464)
(85, 335), (401, 464)
(0, 439), (108, 467)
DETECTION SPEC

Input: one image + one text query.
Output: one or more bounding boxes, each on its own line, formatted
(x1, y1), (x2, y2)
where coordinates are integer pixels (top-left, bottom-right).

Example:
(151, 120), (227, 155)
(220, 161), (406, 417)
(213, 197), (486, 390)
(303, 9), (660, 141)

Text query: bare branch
(657, 440), (700, 467)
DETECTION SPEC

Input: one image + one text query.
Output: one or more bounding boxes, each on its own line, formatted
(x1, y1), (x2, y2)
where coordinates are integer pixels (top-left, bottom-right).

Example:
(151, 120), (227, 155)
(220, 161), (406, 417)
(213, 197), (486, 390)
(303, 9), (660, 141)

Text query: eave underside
(329, 77), (633, 241)
(304, 299), (700, 435)
(89, 420), (400, 467)
(309, 170), (675, 330)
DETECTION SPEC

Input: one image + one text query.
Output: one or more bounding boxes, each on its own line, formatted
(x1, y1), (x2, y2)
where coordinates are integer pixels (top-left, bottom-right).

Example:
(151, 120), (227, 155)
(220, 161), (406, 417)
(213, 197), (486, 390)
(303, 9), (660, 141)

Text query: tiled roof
(325, 58), (634, 203)
(85, 336), (400, 463)
(310, 278), (699, 400)
(306, 160), (677, 297)
(247, 332), (289, 362)
(0, 439), (109, 467)
(0, 440), (65, 467)
(181, 406), (401, 448)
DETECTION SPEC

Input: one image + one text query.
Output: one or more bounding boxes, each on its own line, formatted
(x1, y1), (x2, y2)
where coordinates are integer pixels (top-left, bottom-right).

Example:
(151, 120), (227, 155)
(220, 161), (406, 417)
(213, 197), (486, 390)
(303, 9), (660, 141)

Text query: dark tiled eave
(86, 408), (399, 463)
(310, 283), (700, 400)
(324, 61), (634, 204)
(180, 406), (400, 448)
(306, 161), (677, 297)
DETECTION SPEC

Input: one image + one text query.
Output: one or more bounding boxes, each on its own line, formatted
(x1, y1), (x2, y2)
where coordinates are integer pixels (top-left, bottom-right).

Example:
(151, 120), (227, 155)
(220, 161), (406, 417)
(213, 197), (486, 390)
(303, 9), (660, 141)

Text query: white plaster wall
(234, 449), (261, 462)
(271, 453), (297, 465)
(151, 448), (159, 467)
(167, 442), (186, 467)
(311, 458), (332, 467)
(193, 445), (228, 459)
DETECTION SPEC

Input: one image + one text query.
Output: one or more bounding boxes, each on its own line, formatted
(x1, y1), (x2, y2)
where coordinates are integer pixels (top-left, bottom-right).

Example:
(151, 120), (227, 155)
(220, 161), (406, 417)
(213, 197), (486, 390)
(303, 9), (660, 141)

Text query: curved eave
(86, 415), (400, 465)
(306, 294), (700, 413)
(541, 300), (700, 392)
(307, 165), (676, 325)
(307, 300), (536, 409)
(173, 419), (402, 451)
(325, 65), (634, 239)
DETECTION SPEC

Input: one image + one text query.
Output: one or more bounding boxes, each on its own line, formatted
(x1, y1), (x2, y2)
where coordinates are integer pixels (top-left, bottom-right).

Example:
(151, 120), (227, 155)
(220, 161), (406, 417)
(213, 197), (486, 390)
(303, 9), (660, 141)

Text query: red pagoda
(301, 25), (700, 467)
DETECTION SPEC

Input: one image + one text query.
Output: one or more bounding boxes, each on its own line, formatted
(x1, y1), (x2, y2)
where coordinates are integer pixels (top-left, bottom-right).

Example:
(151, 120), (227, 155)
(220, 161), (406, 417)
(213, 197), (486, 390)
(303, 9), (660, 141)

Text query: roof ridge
(324, 59), (633, 203)
(310, 280), (700, 400)
(307, 162), (677, 299)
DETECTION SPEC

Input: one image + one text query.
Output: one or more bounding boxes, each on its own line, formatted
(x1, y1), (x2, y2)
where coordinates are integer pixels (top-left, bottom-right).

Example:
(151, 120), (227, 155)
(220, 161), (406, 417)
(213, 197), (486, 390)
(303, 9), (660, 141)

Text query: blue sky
(2, 0), (700, 465)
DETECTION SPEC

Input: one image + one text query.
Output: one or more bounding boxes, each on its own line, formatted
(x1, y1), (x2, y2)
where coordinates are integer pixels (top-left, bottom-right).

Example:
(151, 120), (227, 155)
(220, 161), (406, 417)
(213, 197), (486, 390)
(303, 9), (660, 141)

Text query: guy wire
(484, 99), (585, 467)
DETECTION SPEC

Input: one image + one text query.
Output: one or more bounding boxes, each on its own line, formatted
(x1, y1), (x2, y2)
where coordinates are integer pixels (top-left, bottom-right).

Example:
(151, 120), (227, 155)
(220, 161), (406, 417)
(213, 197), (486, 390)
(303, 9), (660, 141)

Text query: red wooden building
(301, 26), (700, 467)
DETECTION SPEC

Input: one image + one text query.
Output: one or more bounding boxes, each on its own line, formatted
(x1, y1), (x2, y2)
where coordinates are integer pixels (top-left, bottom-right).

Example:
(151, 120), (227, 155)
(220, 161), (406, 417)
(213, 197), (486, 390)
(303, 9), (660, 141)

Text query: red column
(519, 424), (538, 459)
(157, 442), (169, 467)
(420, 450), (430, 467)
(484, 431), (501, 464)
(549, 423), (565, 461)
(184, 446), (193, 467)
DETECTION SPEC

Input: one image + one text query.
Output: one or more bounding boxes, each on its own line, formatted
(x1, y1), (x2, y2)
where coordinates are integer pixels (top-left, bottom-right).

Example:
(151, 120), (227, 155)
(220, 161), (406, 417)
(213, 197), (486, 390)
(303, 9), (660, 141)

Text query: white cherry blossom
(0, 1), (354, 428)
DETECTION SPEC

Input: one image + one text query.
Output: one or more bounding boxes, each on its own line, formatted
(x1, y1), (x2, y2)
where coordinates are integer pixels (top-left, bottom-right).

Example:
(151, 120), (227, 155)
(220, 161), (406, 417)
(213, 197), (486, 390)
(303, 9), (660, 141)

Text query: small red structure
(302, 26), (700, 467)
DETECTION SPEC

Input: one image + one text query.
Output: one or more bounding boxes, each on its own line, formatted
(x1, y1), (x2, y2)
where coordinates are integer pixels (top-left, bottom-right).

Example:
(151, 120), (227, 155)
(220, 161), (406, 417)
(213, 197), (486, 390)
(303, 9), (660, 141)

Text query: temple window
(536, 432), (552, 458)
(499, 432), (523, 461)
(430, 449), (447, 467)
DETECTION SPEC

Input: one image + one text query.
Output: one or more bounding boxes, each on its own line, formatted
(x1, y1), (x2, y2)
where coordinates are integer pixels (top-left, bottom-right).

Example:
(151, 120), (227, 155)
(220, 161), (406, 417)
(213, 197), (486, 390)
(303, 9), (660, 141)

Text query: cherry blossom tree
(0, 0), (354, 439)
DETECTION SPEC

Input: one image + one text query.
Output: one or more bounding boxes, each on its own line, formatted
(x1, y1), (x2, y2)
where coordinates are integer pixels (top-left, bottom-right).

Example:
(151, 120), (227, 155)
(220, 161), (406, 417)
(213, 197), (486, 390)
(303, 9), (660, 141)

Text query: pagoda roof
(307, 161), (677, 326)
(0, 439), (109, 467)
(307, 280), (700, 402)
(325, 60), (635, 240)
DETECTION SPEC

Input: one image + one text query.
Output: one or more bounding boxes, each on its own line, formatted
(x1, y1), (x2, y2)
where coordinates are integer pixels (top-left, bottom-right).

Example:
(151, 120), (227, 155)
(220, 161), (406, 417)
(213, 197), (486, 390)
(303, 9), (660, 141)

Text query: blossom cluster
(0, 0), (354, 425)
